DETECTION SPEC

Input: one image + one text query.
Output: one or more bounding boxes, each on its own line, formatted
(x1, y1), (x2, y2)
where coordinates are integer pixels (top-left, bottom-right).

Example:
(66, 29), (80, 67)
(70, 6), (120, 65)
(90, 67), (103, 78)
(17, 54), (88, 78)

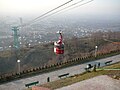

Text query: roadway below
(0, 54), (120, 90)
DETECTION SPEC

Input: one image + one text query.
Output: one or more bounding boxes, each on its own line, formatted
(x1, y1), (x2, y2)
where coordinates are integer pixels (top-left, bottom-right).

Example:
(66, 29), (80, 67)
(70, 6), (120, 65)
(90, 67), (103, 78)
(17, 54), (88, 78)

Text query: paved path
(0, 54), (120, 90)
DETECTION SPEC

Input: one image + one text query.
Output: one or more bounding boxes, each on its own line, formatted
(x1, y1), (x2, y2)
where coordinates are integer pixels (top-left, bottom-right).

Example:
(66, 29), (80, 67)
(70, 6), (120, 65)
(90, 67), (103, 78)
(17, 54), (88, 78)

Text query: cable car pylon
(12, 26), (19, 49)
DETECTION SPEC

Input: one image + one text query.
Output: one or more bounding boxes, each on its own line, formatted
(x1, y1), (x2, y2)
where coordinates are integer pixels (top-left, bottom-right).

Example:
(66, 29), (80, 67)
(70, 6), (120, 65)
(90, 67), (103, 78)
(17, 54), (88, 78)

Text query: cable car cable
(70, 0), (94, 10)
(31, 0), (74, 22)
(18, 0), (74, 27)
(31, 0), (85, 23)
(33, 0), (93, 22)
(18, 0), (94, 27)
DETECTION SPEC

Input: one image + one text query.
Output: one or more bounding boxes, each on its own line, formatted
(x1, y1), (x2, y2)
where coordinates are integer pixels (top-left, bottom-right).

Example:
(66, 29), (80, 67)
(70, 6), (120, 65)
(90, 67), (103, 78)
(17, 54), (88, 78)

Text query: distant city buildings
(0, 17), (120, 51)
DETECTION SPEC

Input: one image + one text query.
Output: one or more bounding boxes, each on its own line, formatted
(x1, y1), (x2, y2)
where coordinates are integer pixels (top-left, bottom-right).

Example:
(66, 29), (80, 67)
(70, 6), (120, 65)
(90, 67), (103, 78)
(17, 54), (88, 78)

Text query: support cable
(34, 0), (94, 23)
(18, 0), (94, 27)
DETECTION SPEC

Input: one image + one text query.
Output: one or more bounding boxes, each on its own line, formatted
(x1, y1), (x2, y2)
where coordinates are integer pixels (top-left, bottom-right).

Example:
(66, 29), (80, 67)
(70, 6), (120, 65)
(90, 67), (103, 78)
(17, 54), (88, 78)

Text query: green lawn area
(40, 62), (120, 90)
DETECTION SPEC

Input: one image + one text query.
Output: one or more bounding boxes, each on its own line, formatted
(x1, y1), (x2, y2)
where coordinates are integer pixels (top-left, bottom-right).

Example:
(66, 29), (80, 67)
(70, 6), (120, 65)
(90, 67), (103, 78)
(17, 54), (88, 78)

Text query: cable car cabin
(54, 42), (64, 54)
(54, 30), (64, 54)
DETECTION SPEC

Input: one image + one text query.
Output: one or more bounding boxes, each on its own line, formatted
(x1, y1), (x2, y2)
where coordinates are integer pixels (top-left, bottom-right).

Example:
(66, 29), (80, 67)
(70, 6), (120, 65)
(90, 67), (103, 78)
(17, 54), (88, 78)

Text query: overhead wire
(19, 0), (94, 27)
(18, 0), (74, 27)
(33, 0), (94, 23)
(70, 0), (94, 10)
(31, 0), (73, 22)
(32, 0), (84, 23)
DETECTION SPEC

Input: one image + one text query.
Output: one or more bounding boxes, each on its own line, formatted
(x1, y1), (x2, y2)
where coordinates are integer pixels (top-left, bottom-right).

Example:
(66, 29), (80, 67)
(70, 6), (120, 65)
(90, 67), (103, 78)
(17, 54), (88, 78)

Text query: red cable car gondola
(54, 31), (64, 54)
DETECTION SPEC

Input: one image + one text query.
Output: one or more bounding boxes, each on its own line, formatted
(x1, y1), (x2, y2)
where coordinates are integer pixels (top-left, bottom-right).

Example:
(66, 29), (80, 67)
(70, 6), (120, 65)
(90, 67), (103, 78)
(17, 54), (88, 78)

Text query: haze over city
(0, 0), (120, 51)
(0, 0), (120, 20)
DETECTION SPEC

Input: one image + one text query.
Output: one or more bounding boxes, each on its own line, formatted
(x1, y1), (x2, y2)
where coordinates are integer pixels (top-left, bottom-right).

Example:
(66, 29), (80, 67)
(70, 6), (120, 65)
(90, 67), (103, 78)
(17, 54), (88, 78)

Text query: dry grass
(40, 62), (120, 90)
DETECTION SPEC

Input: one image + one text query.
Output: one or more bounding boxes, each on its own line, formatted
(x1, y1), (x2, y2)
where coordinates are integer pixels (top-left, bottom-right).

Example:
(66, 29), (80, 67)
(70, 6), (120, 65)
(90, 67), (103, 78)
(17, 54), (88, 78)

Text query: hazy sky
(0, 0), (120, 18)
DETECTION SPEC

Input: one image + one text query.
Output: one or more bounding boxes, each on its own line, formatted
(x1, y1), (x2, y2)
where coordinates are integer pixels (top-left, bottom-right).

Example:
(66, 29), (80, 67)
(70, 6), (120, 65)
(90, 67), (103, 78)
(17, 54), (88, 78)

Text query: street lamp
(17, 60), (21, 75)
(95, 46), (98, 57)
(28, 43), (31, 47)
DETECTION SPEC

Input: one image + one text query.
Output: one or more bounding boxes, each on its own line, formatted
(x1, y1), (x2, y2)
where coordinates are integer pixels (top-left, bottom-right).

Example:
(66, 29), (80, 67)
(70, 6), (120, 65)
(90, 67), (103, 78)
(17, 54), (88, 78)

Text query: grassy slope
(40, 62), (120, 90)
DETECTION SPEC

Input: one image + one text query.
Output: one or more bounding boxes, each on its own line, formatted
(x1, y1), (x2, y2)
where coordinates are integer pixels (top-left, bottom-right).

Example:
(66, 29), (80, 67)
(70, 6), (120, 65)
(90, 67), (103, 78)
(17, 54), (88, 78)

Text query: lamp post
(17, 60), (21, 75)
(95, 46), (98, 57)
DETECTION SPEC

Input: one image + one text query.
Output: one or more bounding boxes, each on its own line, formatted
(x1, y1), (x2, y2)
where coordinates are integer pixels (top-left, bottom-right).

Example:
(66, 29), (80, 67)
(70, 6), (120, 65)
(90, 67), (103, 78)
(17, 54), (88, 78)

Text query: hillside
(0, 31), (120, 75)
